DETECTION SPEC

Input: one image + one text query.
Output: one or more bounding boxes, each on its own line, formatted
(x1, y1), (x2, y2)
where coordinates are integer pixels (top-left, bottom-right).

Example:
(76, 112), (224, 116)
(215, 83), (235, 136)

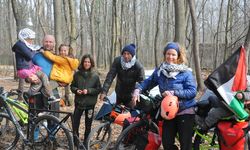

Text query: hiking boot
(195, 115), (209, 131)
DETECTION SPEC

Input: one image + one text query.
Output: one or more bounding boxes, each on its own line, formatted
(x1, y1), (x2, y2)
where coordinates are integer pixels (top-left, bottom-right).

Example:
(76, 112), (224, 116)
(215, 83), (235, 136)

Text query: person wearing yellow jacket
(43, 44), (79, 84)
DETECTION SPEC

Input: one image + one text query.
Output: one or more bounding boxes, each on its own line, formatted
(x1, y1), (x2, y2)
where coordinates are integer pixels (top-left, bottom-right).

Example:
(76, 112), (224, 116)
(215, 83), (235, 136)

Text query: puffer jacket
(137, 68), (197, 111)
(32, 52), (53, 77)
(43, 51), (79, 84)
(70, 70), (101, 109)
(12, 40), (36, 70)
(102, 56), (144, 99)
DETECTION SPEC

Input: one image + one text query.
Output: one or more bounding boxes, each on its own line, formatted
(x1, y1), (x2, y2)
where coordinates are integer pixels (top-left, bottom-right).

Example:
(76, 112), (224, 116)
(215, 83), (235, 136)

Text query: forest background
(0, 0), (250, 96)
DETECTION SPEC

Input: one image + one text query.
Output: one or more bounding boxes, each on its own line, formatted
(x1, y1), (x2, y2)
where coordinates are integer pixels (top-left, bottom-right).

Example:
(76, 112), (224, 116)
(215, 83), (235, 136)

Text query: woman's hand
(77, 90), (82, 95)
(99, 93), (106, 101)
(82, 89), (88, 95)
(162, 90), (174, 97)
(236, 92), (243, 100)
(132, 89), (140, 104)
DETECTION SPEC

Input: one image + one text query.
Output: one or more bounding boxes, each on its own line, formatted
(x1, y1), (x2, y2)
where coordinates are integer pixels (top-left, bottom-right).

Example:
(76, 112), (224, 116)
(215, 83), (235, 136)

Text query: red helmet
(161, 95), (179, 120)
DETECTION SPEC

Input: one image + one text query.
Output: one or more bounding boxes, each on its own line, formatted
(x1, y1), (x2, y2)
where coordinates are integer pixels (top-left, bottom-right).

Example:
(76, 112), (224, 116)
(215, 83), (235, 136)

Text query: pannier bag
(135, 130), (161, 150)
(217, 121), (249, 150)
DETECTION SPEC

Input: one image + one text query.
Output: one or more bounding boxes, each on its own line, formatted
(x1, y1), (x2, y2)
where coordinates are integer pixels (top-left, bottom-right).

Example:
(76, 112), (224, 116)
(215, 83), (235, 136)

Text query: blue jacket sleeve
(174, 71), (197, 100)
(136, 69), (158, 92)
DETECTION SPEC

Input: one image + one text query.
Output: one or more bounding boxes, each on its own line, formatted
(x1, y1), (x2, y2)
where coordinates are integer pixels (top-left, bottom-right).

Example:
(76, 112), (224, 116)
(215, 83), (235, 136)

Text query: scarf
(121, 56), (136, 70)
(157, 62), (188, 79)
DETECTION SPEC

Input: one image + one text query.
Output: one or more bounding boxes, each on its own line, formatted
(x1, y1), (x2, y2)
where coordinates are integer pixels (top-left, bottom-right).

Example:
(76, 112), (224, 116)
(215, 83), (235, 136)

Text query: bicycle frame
(0, 92), (31, 143)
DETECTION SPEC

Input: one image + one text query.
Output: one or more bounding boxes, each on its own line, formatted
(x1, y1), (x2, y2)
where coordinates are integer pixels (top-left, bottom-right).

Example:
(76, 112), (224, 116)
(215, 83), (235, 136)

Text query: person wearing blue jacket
(133, 42), (197, 150)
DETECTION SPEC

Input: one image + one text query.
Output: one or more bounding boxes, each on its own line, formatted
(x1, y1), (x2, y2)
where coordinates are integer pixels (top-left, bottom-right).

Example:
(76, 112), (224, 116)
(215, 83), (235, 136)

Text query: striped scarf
(121, 56), (136, 70)
(157, 62), (188, 79)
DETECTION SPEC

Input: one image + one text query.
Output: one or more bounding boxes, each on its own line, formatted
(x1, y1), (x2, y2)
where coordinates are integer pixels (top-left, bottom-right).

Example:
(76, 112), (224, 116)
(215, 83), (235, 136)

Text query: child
(42, 44), (79, 85)
(12, 28), (55, 110)
(70, 54), (101, 146)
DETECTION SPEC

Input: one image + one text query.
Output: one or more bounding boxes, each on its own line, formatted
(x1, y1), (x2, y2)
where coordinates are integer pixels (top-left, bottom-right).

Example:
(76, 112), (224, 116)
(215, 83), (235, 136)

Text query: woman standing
(70, 54), (101, 146)
(133, 42), (197, 150)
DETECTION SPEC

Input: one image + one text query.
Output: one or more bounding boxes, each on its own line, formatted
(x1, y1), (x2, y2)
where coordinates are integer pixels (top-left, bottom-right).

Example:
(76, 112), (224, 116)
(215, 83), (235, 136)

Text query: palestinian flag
(204, 46), (249, 120)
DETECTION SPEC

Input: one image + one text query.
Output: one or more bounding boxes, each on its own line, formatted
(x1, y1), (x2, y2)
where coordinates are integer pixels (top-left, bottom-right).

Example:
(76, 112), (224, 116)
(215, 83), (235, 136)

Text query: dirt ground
(0, 66), (179, 150)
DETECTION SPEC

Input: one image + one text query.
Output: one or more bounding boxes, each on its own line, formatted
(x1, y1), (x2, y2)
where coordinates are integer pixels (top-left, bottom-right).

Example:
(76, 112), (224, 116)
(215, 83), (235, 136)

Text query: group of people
(12, 27), (249, 150)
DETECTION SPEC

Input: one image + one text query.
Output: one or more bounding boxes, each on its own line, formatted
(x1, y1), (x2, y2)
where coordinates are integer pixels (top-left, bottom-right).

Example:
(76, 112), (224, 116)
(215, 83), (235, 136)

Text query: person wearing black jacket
(99, 43), (144, 108)
(70, 54), (101, 146)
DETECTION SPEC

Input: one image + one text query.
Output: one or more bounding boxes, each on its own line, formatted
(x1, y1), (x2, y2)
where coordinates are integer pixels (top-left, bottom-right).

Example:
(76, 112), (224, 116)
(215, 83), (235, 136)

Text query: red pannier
(217, 121), (249, 150)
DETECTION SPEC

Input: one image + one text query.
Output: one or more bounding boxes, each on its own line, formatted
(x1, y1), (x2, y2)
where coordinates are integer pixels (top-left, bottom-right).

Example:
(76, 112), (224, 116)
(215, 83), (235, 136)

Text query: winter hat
(121, 44), (136, 57)
(18, 28), (40, 51)
(163, 42), (180, 55)
(18, 28), (36, 41)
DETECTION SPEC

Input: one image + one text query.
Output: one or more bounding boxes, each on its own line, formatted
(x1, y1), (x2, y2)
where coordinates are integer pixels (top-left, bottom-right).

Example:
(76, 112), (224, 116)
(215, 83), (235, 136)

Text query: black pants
(162, 114), (195, 150)
(73, 107), (94, 144)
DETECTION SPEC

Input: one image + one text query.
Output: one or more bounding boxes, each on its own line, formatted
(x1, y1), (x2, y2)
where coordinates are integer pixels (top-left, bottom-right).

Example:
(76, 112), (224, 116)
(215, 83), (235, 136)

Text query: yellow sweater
(44, 51), (79, 84)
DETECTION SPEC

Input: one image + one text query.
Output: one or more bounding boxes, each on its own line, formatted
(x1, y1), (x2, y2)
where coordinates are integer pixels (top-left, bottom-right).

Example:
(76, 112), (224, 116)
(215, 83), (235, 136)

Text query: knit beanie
(163, 42), (180, 55)
(121, 44), (136, 57)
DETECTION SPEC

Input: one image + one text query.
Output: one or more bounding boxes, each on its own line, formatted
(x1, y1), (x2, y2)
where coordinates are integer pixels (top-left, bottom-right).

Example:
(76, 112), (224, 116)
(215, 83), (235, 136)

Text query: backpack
(217, 121), (249, 150)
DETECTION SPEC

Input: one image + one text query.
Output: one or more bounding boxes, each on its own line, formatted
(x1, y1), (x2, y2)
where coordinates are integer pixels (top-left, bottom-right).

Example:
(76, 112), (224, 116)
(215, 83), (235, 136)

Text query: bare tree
(188, 0), (205, 92)
(11, 0), (29, 100)
(214, 0), (224, 68)
(245, 20), (250, 72)
(153, 0), (161, 67)
(224, 0), (232, 60)
(54, 0), (63, 52)
(245, 21), (250, 52)
(85, 0), (97, 62)
(68, 0), (77, 55)
(174, 0), (186, 45)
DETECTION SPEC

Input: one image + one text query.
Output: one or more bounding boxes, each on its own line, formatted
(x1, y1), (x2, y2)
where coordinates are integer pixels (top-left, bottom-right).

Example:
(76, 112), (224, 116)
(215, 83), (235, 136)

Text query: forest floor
(0, 66), (210, 150)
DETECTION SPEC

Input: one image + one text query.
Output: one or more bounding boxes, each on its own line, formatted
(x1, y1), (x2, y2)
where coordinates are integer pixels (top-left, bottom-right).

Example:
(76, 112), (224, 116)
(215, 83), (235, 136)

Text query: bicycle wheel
(0, 113), (20, 150)
(114, 120), (159, 150)
(30, 114), (74, 150)
(87, 122), (112, 150)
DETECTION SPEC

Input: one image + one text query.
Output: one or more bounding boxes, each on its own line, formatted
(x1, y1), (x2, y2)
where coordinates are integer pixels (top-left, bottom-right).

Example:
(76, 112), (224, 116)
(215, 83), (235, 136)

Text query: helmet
(113, 110), (131, 126)
(161, 95), (179, 120)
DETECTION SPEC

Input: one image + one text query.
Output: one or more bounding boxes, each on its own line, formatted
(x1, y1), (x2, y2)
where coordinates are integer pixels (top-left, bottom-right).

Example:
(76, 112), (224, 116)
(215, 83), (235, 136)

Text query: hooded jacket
(43, 51), (79, 84)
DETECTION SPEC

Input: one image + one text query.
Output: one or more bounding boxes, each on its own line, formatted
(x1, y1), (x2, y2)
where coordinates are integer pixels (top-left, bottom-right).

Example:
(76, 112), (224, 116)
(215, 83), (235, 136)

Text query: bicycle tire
(87, 122), (112, 150)
(30, 114), (74, 150)
(114, 120), (159, 150)
(0, 112), (20, 150)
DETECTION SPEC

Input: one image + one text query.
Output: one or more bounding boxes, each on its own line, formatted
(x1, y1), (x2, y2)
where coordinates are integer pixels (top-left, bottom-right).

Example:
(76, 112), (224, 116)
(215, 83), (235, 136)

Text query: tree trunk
(85, 0), (96, 62)
(223, 0), (232, 61)
(133, 0), (138, 56)
(153, 0), (161, 67)
(54, 0), (63, 53)
(214, 0), (224, 69)
(68, 0), (77, 56)
(188, 0), (205, 92)
(174, 0), (186, 45)
(244, 20), (250, 74)
(11, 0), (29, 100)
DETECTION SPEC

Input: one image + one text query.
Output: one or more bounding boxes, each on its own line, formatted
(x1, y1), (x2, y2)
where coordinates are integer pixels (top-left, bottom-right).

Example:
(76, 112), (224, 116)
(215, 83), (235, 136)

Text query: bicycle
(192, 99), (220, 150)
(114, 93), (162, 150)
(86, 96), (136, 150)
(0, 86), (73, 150)
(192, 98), (250, 150)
